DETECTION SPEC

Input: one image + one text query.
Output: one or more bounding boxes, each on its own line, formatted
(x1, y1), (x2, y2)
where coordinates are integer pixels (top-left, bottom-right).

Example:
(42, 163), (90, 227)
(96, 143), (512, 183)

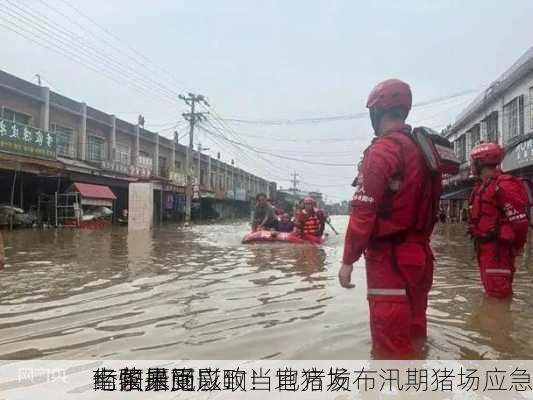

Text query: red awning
(72, 182), (116, 200)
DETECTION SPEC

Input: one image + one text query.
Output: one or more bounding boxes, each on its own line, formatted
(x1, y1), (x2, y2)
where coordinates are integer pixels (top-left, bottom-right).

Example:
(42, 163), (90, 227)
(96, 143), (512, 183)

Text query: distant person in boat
(296, 197), (326, 237)
(252, 193), (277, 231)
(273, 204), (285, 217)
(0, 231), (4, 270)
(277, 213), (295, 233)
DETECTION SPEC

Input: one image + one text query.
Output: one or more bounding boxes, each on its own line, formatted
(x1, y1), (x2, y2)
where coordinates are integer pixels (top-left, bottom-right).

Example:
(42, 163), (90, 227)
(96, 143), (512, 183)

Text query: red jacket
(343, 123), (442, 265)
(297, 208), (326, 236)
(468, 170), (529, 252)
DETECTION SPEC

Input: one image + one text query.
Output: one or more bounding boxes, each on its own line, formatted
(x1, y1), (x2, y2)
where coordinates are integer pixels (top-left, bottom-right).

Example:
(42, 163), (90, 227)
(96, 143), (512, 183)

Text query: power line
(0, 7), (181, 112)
(55, 0), (188, 91)
(199, 124), (356, 167)
(200, 119), (292, 181)
(219, 88), (481, 126)
(2, 0), (184, 105)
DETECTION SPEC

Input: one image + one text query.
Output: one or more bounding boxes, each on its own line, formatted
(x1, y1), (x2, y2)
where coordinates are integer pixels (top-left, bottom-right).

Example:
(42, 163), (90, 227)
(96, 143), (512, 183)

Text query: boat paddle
(326, 219), (339, 235)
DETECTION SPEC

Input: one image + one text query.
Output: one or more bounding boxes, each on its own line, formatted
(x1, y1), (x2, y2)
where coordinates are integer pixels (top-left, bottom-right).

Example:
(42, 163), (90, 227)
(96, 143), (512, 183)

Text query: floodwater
(1, 216), (533, 360)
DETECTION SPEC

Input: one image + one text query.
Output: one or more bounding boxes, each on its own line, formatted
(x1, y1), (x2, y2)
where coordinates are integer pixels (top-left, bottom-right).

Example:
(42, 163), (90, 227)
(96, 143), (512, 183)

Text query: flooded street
(1, 215), (533, 360)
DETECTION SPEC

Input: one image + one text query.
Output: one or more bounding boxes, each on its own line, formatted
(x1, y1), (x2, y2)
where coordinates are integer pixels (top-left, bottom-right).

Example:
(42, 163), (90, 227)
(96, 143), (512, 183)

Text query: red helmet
(366, 79), (412, 112)
(470, 143), (504, 166)
(303, 196), (315, 204)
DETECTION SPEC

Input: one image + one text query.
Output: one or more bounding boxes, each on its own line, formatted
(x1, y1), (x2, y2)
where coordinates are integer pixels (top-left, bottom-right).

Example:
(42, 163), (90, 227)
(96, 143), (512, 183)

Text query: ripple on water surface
(1, 219), (533, 359)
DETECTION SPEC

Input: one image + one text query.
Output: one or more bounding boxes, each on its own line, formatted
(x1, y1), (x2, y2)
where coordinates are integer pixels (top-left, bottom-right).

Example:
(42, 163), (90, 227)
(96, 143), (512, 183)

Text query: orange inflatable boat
(242, 230), (325, 245)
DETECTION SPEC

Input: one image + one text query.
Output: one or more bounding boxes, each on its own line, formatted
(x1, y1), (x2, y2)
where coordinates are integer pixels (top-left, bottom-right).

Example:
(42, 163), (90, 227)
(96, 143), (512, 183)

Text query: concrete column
(171, 136), (176, 171)
(110, 115), (116, 162)
(499, 97), (505, 147)
(40, 86), (50, 131)
(224, 165), (228, 193)
(480, 120), (487, 143)
(207, 154), (212, 191)
(128, 182), (153, 232)
(79, 102), (87, 161)
(154, 133), (160, 176)
(135, 124), (140, 165)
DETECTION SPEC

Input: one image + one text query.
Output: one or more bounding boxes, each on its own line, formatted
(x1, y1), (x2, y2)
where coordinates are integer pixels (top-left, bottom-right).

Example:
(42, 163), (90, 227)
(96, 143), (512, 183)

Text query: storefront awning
(0, 151), (63, 174)
(59, 157), (101, 174)
(72, 182), (117, 201)
(441, 187), (471, 201)
(502, 136), (533, 172)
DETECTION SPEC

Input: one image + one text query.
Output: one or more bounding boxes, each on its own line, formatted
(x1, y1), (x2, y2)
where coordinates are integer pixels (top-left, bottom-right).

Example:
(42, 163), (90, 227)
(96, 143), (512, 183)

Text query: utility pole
(291, 172), (299, 195)
(179, 93), (208, 222)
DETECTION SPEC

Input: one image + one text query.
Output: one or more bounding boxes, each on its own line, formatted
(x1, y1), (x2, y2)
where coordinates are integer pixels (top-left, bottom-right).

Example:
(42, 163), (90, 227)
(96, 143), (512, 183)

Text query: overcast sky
(2, 0), (533, 202)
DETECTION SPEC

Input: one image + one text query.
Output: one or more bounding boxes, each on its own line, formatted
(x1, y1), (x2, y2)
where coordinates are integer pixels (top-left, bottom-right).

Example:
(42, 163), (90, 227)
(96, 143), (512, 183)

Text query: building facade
(0, 69), (273, 225)
(442, 47), (533, 221)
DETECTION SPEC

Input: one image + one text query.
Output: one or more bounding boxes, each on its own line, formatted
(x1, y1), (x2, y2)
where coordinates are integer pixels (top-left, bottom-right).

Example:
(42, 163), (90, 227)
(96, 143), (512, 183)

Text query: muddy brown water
(0, 216), (533, 360)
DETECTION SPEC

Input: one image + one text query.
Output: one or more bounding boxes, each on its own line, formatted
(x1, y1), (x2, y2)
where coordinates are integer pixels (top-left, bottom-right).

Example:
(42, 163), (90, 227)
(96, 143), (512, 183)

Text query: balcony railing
(57, 145), (76, 159)
(443, 162), (472, 186)
(0, 118), (56, 159)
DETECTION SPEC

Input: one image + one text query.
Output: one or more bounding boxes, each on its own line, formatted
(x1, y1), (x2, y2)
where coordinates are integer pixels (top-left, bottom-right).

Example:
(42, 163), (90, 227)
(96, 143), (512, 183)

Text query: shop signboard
(502, 137), (533, 172)
(169, 170), (187, 186)
(0, 118), (56, 159)
(128, 164), (151, 178)
(101, 160), (130, 175)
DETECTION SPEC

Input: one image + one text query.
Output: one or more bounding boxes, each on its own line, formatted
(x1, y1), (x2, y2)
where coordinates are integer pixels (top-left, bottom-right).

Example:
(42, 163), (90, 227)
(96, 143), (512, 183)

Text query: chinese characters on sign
(0, 118), (56, 159)
(92, 366), (533, 393)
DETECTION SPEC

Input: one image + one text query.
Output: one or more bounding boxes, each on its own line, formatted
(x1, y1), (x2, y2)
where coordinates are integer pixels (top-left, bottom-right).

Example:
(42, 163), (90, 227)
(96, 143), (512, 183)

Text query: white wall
(128, 182), (153, 231)
(449, 71), (533, 168)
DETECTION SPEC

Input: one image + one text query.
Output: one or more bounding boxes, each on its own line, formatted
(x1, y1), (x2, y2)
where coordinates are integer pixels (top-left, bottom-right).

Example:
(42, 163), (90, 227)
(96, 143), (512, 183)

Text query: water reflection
(127, 229), (153, 276)
(0, 217), (532, 359)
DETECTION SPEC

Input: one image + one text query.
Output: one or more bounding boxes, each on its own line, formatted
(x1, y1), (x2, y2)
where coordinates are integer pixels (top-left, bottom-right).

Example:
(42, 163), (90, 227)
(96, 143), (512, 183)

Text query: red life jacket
(469, 172), (529, 244)
(371, 130), (442, 240)
(301, 210), (321, 236)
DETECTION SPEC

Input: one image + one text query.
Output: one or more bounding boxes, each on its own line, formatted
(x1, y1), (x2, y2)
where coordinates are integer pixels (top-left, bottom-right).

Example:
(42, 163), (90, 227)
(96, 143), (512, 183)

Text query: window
(519, 95), (525, 137)
(87, 135), (105, 162)
(51, 124), (75, 157)
(159, 156), (167, 177)
(455, 135), (466, 163)
(483, 112), (499, 143)
(530, 87), (533, 131)
(174, 160), (182, 171)
(503, 95), (525, 143)
(200, 169), (206, 186)
(469, 124), (480, 149)
(2, 107), (31, 125)
(116, 144), (130, 165)
(138, 151), (153, 168)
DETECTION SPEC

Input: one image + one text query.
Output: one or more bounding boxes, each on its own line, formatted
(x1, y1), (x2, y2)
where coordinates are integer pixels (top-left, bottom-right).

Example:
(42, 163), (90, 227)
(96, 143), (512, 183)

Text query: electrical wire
(1, 1), (183, 105)
(219, 88), (482, 126)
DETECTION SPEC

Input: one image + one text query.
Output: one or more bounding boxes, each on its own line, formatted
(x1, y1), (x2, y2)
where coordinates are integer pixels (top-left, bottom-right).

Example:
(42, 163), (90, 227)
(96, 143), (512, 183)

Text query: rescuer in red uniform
(468, 143), (529, 298)
(296, 197), (327, 239)
(339, 79), (442, 357)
